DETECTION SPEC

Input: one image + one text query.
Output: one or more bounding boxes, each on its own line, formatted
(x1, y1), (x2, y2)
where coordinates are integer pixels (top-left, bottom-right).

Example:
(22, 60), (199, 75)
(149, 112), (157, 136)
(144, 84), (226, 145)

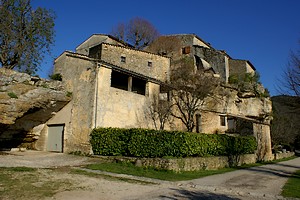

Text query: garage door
(47, 125), (64, 152)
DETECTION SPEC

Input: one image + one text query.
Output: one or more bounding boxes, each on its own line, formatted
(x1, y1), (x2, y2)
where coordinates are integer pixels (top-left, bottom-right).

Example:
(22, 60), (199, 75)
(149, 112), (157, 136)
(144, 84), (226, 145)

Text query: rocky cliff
(0, 68), (71, 149)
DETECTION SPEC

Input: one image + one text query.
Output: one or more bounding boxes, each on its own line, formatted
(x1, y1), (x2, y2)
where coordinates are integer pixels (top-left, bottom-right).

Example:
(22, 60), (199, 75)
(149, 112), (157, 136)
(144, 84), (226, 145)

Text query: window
(148, 61), (152, 67)
(196, 114), (202, 133)
(89, 45), (101, 59)
(132, 77), (146, 95)
(220, 116), (226, 126)
(227, 118), (236, 133)
(110, 70), (146, 95)
(111, 70), (129, 91)
(182, 46), (191, 54)
(121, 56), (126, 63)
(160, 86), (171, 101)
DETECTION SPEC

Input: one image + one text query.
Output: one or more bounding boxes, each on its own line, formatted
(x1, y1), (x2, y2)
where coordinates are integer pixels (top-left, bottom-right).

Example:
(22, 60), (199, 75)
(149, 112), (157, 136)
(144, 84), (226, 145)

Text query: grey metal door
(47, 125), (64, 152)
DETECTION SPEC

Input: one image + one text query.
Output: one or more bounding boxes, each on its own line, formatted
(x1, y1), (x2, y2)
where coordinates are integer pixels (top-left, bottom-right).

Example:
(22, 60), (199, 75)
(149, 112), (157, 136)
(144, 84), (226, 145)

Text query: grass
(85, 156), (298, 181)
(0, 167), (74, 200)
(281, 170), (300, 198)
(86, 161), (236, 181)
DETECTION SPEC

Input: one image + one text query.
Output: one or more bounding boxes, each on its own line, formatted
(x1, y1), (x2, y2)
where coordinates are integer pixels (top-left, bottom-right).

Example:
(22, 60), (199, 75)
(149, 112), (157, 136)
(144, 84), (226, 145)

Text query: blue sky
(32, 0), (300, 96)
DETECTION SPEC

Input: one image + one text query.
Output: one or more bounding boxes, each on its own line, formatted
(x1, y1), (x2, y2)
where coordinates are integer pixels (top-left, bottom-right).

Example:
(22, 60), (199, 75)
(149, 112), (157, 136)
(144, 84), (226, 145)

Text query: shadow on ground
(243, 164), (300, 179)
(159, 188), (240, 200)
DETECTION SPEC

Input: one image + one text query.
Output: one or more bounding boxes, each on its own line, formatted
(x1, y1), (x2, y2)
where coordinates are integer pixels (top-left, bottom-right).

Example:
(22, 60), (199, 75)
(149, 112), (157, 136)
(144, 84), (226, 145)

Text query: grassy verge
(86, 162), (235, 181)
(281, 170), (300, 198)
(86, 156), (297, 181)
(0, 167), (74, 200)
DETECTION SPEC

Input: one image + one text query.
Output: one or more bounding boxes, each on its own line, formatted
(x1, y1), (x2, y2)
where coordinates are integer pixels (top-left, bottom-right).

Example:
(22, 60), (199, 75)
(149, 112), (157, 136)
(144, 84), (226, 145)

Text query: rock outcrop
(0, 68), (71, 149)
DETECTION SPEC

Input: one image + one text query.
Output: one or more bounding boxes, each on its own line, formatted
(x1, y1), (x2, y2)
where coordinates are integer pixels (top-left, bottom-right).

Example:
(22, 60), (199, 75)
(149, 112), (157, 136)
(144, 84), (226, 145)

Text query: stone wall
(272, 152), (295, 160)
(50, 51), (164, 153)
(197, 47), (228, 81)
(53, 53), (97, 152)
(229, 59), (255, 76)
(95, 152), (295, 172)
(100, 43), (170, 82)
(94, 66), (159, 129)
(99, 154), (257, 172)
(200, 111), (227, 134)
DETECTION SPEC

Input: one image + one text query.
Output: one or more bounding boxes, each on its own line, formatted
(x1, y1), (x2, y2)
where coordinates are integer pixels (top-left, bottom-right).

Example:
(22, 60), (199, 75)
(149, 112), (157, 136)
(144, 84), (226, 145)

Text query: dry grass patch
(0, 167), (79, 200)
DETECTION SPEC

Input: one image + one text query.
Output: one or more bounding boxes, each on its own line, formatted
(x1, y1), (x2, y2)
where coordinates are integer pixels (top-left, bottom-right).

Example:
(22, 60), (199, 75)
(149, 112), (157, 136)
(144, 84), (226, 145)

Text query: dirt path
(0, 151), (98, 168)
(0, 151), (299, 200)
(176, 157), (300, 198)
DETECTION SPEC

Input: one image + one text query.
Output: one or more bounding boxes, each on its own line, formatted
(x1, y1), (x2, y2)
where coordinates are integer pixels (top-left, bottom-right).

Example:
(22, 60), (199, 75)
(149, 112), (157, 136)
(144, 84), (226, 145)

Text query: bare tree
(0, 0), (55, 75)
(111, 17), (159, 50)
(111, 23), (126, 42)
(273, 44), (300, 150)
(171, 57), (219, 132)
(145, 35), (182, 56)
(278, 49), (300, 96)
(148, 94), (172, 130)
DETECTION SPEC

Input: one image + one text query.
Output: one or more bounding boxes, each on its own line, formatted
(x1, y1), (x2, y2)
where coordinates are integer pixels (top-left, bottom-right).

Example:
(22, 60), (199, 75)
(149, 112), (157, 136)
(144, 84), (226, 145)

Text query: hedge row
(90, 128), (257, 158)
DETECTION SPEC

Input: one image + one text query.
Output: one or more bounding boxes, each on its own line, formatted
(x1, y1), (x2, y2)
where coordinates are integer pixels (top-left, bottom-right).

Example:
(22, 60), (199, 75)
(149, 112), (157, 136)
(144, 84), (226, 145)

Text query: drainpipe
(93, 62), (100, 128)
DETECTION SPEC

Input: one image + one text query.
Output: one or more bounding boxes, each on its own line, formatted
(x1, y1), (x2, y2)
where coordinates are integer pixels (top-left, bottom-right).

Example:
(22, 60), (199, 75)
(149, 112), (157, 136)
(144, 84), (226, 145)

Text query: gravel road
(0, 150), (98, 168)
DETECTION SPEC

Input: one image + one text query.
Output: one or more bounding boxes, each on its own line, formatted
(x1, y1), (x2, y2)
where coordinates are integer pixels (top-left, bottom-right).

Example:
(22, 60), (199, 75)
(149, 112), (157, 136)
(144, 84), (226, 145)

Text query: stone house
(35, 34), (170, 152)
(30, 33), (272, 160)
(146, 34), (272, 160)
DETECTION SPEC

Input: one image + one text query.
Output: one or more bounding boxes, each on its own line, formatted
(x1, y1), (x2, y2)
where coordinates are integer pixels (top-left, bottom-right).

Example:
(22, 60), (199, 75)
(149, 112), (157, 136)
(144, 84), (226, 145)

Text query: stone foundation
(94, 152), (296, 172)
(272, 152), (295, 160)
(95, 154), (257, 172)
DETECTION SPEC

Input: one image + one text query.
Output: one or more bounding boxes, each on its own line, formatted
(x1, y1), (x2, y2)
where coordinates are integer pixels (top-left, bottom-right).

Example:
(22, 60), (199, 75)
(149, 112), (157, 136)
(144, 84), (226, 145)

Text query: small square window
(148, 61), (152, 67)
(182, 46), (191, 54)
(121, 56), (126, 63)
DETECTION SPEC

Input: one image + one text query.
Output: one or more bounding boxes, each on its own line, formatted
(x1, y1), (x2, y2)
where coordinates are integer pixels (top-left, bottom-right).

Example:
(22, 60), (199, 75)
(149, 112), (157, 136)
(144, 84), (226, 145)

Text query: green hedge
(90, 128), (257, 158)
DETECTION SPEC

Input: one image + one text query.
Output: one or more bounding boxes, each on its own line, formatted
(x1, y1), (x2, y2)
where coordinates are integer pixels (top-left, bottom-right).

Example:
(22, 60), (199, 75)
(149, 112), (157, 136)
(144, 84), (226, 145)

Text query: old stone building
(146, 34), (272, 160)
(34, 34), (170, 152)
(1, 33), (272, 160)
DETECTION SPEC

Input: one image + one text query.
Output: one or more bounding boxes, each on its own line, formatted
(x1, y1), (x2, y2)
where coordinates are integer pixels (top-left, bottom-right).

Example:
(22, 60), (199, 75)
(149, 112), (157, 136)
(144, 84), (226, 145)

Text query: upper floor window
(110, 70), (146, 96)
(148, 61), (152, 67)
(182, 46), (191, 54)
(121, 56), (126, 63)
(111, 70), (129, 91)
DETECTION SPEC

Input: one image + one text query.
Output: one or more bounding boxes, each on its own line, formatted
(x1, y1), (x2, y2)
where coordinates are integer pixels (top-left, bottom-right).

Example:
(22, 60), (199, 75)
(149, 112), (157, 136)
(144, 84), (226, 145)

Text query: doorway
(47, 124), (64, 152)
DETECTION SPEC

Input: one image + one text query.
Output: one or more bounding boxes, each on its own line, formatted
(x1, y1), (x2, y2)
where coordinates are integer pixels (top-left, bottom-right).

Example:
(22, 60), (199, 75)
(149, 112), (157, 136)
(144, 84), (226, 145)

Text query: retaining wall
(96, 154), (257, 172)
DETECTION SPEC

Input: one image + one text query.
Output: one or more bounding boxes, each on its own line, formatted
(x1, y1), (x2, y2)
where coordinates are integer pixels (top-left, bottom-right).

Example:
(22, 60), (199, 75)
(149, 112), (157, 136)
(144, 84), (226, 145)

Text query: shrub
(66, 91), (72, 97)
(7, 92), (18, 99)
(90, 127), (132, 156)
(90, 128), (257, 158)
(49, 73), (62, 81)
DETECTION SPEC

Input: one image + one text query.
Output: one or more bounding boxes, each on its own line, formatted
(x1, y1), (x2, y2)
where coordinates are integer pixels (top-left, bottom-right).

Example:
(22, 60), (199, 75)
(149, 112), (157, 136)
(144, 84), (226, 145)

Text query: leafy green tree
(0, 0), (55, 75)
